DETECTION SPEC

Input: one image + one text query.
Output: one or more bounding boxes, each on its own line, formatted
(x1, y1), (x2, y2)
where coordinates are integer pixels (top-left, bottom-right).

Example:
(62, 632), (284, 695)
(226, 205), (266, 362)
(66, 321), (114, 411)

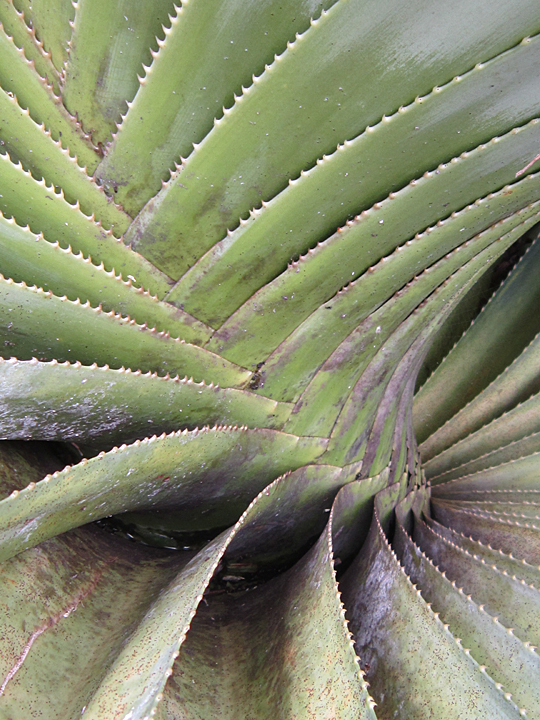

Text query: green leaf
(161, 486), (376, 720)
(168, 36), (540, 327)
(0, 277), (245, 385)
(423, 511), (540, 585)
(208, 142), (540, 367)
(95, 0), (337, 214)
(0, 358), (291, 444)
(430, 496), (540, 564)
(415, 230), (540, 445)
(79, 528), (233, 720)
(413, 509), (540, 644)
(287, 218), (520, 446)
(0, 525), (191, 718)
(259, 203), (540, 403)
(419, 327), (540, 464)
(0, 151), (170, 295)
(122, 0), (540, 280)
(0, 426), (327, 561)
(0, 216), (210, 340)
(0, 24), (97, 169)
(331, 472), (390, 566)
(13, 0), (74, 71)
(0, 469), (360, 718)
(340, 485), (523, 719)
(0, 0), (60, 93)
(222, 464), (345, 573)
(0, 440), (67, 499)
(62, 0), (175, 146)
(394, 493), (540, 717)
(426, 423), (540, 483)
(431, 452), (540, 494)
(1, 1), (540, 715)
(0, 90), (130, 229)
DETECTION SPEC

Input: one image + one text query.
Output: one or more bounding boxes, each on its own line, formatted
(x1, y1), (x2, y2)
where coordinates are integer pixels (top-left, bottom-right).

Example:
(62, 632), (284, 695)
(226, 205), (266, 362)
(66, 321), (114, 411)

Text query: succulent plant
(1, 0), (540, 717)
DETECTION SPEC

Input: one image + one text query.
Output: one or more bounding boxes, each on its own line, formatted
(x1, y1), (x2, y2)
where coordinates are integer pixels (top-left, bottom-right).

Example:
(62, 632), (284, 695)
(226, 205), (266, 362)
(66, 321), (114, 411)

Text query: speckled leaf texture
(0, 0), (540, 718)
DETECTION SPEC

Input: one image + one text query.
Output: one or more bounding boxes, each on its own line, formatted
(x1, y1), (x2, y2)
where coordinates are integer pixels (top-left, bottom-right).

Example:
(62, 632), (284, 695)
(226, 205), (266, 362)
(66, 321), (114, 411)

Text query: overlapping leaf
(1, 1), (540, 718)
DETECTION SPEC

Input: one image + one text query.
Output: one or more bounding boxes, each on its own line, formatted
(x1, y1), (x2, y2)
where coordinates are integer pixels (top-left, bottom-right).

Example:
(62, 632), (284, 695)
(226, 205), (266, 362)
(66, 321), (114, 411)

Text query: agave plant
(1, 0), (540, 717)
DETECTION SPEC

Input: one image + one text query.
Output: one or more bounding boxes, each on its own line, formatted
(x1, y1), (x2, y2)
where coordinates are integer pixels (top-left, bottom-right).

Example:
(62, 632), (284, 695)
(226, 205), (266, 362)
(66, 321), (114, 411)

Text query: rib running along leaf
(430, 498), (540, 522)
(419, 513), (540, 612)
(432, 453), (540, 495)
(414, 263), (502, 392)
(421, 509), (540, 583)
(428, 497), (540, 565)
(425, 406), (540, 481)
